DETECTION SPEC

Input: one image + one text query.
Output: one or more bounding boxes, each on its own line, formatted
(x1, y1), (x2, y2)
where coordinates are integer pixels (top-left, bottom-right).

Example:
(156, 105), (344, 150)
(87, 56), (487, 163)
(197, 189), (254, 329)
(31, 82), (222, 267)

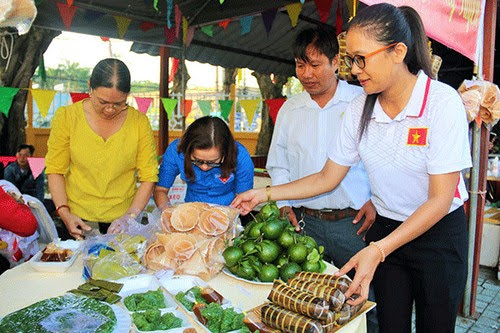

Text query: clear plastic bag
(39, 308), (109, 333)
(0, 228), (39, 267)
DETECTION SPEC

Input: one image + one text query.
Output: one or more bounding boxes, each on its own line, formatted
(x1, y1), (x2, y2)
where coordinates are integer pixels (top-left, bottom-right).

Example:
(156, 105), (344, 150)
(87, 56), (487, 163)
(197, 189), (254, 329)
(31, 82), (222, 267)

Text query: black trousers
(365, 207), (468, 333)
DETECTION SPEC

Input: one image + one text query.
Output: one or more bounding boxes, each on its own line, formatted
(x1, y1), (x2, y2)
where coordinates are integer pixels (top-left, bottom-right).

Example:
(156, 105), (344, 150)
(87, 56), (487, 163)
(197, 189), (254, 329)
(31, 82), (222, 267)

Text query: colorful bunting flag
(183, 99), (193, 117)
(218, 19), (231, 30)
(186, 26), (195, 46)
(239, 99), (260, 125)
(139, 22), (156, 32)
(100, 36), (110, 41)
(166, 0), (173, 28)
(66, 0), (74, 6)
(314, 0), (334, 23)
(153, 0), (159, 12)
(0, 156), (16, 167)
(31, 89), (57, 118)
(197, 100), (212, 116)
(169, 58), (180, 82)
(70, 92), (89, 103)
(182, 17), (188, 44)
(114, 16), (132, 39)
(237, 69), (242, 84)
(135, 97), (153, 114)
(261, 9), (277, 35)
(240, 16), (252, 35)
(175, 4), (182, 38)
(265, 98), (286, 124)
(83, 10), (105, 22)
(218, 100), (233, 121)
(56, 2), (77, 30)
(201, 25), (213, 37)
(300, 0), (305, 3)
(0, 87), (19, 117)
(286, 3), (302, 27)
(161, 98), (177, 119)
(27, 158), (45, 180)
(164, 26), (176, 45)
(219, 0), (225, 4)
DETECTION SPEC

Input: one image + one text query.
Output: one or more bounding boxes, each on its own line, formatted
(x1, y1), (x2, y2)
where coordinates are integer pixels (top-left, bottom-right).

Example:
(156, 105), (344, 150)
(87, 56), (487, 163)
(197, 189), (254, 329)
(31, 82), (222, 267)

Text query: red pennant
(100, 36), (110, 41)
(335, 1), (343, 35)
(70, 92), (90, 103)
(140, 21), (156, 32)
(218, 19), (231, 30)
(169, 58), (180, 83)
(66, 0), (74, 6)
(314, 0), (334, 23)
(164, 26), (176, 45)
(265, 98), (286, 124)
(0, 156), (16, 167)
(406, 128), (428, 146)
(56, 2), (78, 30)
(454, 178), (461, 199)
(184, 99), (193, 117)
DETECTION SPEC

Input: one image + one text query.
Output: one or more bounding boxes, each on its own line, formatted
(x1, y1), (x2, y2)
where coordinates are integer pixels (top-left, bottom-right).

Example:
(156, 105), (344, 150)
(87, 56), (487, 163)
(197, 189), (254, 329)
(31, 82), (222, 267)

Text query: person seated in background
(154, 116), (254, 209)
(4, 144), (45, 202)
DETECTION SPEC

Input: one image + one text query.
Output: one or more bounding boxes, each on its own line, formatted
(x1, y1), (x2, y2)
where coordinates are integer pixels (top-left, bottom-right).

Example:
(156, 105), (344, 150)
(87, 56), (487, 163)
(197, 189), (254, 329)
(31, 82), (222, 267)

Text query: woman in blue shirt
(154, 116), (254, 208)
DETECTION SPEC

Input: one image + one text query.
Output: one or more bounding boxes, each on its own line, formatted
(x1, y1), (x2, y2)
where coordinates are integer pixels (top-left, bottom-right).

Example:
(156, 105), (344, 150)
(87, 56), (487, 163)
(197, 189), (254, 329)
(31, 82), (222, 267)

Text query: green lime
(259, 264), (280, 282)
(300, 235), (318, 249)
(222, 246), (243, 267)
(280, 262), (302, 281)
(261, 220), (285, 240)
(247, 255), (263, 270)
(236, 265), (256, 280)
(228, 264), (239, 274)
(260, 202), (280, 220)
(257, 240), (281, 263)
(302, 260), (321, 272)
(241, 240), (257, 254)
(278, 231), (295, 248)
(288, 243), (308, 264)
(243, 221), (255, 236)
(274, 255), (289, 268)
(248, 222), (264, 239)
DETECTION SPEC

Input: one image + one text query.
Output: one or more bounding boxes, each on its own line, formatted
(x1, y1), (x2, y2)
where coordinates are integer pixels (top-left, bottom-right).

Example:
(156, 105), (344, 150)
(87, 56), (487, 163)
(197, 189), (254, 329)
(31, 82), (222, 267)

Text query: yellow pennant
(239, 99), (260, 125)
(237, 68), (242, 84)
(286, 3), (302, 27)
(182, 16), (188, 44)
(114, 16), (132, 39)
(31, 89), (57, 118)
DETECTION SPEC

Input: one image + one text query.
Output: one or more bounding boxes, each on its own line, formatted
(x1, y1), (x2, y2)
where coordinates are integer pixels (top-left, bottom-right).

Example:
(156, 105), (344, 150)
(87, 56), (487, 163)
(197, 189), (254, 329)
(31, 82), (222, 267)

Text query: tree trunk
(223, 68), (237, 95)
(0, 27), (60, 155)
(251, 72), (288, 155)
(171, 59), (190, 94)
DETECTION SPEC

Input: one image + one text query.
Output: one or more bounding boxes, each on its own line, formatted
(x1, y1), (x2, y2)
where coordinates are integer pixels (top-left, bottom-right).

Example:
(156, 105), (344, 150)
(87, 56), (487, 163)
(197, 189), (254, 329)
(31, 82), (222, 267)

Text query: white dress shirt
(266, 79), (371, 210)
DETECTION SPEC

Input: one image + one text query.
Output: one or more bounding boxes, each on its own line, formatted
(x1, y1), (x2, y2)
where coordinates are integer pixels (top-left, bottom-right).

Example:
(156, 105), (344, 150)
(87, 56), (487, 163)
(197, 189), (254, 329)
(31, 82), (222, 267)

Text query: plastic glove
(107, 209), (141, 234)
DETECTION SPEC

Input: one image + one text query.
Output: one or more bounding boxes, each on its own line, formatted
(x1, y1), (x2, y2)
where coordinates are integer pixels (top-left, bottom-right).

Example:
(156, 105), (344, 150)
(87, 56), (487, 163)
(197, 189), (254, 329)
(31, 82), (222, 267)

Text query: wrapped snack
(335, 295), (365, 326)
(287, 278), (345, 312)
(201, 287), (224, 304)
(460, 89), (481, 122)
(267, 281), (330, 321)
(293, 272), (351, 293)
(261, 303), (324, 333)
(244, 311), (280, 333)
(479, 106), (494, 124)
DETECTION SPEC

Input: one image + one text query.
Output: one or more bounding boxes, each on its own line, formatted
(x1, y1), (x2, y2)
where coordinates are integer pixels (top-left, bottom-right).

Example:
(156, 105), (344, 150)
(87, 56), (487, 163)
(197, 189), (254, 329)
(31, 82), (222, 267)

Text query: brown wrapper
(268, 281), (330, 321)
(244, 311), (281, 333)
(287, 278), (346, 312)
(293, 272), (351, 293)
(261, 303), (324, 333)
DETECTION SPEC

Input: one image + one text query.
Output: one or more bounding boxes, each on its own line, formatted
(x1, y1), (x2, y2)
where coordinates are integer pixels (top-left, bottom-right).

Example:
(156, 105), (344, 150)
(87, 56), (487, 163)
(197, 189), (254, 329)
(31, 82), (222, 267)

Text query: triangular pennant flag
(153, 0), (159, 12)
(166, 0), (173, 28)
(114, 16), (132, 39)
(265, 98), (286, 124)
(27, 158), (45, 180)
(161, 98), (177, 119)
(197, 100), (212, 116)
(218, 100), (233, 121)
(185, 26), (195, 46)
(237, 69), (242, 84)
(0, 87), (19, 117)
(139, 22), (156, 32)
(218, 19), (231, 30)
(66, 0), (74, 6)
(219, 0), (225, 3)
(182, 17), (188, 44)
(169, 58), (180, 82)
(201, 25), (213, 37)
(135, 97), (153, 114)
(261, 9), (277, 35)
(175, 4), (182, 38)
(31, 89), (57, 118)
(314, 0), (334, 23)
(183, 99), (193, 117)
(335, 0), (343, 35)
(83, 10), (105, 22)
(100, 36), (110, 41)
(164, 26), (176, 45)
(70, 92), (89, 103)
(300, 0), (305, 3)
(286, 3), (302, 27)
(239, 99), (260, 125)
(56, 2), (77, 30)
(240, 16), (252, 35)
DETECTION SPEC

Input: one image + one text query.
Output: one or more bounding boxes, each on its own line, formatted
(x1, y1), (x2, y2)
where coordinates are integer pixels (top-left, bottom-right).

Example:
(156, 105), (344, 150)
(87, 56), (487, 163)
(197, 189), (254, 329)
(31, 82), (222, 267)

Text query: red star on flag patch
(407, 127), (428, 146)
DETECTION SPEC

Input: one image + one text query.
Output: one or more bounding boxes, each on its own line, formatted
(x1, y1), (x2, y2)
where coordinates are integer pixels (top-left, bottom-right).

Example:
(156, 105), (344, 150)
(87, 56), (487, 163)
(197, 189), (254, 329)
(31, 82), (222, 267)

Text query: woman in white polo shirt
(232, 3), (471, 332)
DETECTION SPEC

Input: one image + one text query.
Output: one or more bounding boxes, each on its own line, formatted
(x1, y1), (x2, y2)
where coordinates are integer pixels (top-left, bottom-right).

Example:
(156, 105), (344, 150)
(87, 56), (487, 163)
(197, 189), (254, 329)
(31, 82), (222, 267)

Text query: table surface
(0, 255), (372, 333)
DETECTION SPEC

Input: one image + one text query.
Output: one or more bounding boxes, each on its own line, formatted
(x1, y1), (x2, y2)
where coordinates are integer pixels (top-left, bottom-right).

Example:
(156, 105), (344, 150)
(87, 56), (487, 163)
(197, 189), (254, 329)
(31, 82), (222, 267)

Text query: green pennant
(197, 100), (212, 116)
(0, 87), (20, 117)
(201, 25), (213, 37)
(218, 99), (233, 121)
(219, 0), (225, 3)
(161, 98), (178, 119)
(153, 0), (159, 11)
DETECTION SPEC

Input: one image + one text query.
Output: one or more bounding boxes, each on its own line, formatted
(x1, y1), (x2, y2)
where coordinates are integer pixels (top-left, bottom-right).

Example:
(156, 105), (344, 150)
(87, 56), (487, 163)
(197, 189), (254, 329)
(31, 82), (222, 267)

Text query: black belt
(301, 207), (358, 221)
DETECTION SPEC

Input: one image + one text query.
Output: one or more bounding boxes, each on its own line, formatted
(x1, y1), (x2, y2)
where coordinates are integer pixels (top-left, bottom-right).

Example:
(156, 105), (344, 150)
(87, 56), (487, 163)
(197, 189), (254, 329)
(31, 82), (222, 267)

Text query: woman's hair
(348, 3), (432, 140)
(178, 116), (237, 181)
(89, 58), (131, 93)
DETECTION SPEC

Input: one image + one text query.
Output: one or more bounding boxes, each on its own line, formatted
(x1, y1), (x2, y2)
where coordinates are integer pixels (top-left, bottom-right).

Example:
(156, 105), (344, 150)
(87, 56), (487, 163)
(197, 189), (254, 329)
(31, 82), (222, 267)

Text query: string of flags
(0, 87), (287, 125)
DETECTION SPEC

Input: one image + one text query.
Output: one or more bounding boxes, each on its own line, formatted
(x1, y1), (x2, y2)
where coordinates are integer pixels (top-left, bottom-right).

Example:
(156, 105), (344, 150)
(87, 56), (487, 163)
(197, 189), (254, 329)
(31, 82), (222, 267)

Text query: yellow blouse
(45, 101), (158, 222)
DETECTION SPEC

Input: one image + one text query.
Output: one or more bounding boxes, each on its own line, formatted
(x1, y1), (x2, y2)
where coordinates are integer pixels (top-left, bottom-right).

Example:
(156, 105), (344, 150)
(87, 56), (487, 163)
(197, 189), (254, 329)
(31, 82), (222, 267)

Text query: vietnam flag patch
(407, 127), (428, 146)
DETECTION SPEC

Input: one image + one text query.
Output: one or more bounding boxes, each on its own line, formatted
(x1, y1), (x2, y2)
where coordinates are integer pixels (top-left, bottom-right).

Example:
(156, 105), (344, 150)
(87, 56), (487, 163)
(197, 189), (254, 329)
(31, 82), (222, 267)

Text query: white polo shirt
(329, 71), (472, 221)
(267, 79), (371, 210)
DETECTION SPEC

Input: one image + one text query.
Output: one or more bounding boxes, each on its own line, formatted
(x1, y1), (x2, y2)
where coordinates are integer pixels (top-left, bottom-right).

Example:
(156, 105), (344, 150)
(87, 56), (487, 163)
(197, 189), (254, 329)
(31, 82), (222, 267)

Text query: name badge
(407, 127), (428, 146)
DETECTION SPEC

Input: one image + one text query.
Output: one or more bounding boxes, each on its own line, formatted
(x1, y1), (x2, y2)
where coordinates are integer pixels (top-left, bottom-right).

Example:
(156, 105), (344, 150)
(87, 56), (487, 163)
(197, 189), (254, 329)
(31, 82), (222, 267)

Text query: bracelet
(265, 185), (272, 201)
(56, 204), (70, 216)
(370, 241), (386, 262)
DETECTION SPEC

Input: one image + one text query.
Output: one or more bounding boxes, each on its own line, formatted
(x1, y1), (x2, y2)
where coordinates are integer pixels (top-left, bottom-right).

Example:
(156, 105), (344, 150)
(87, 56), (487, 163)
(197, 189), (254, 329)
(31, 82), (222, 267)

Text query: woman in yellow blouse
(45, 58), (158, 239)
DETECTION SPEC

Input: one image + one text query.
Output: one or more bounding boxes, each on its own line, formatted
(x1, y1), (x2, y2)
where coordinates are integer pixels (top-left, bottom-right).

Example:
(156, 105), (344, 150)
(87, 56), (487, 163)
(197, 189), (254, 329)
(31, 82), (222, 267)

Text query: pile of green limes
(222, 202), (326, 283)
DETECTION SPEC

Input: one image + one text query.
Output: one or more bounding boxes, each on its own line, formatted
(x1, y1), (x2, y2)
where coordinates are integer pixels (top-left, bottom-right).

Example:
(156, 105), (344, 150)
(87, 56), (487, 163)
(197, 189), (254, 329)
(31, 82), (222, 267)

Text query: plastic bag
(39, 308), (109, 333)
(0, 228), (39, 267)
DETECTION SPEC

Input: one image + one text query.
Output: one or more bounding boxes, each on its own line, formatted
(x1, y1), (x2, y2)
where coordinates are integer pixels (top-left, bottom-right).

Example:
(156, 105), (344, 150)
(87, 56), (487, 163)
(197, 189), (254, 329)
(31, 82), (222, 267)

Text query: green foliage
(131, 310), (182, 331)
(123, 288), (165, 311)
(200, 303), (246, 333)
(174, 286), (205, 311)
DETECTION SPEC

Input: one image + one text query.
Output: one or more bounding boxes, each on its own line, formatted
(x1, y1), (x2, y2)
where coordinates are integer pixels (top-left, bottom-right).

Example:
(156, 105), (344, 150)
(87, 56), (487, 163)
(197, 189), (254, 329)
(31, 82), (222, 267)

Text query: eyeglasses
(91, 92), (129, 111)
(343, 42), (398, 69)
(191, 158), (222, 168)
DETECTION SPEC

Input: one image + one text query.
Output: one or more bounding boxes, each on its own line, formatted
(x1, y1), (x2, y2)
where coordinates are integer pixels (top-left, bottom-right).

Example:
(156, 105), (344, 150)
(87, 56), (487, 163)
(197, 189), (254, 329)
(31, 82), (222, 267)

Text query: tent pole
(159, 46), (170, 156)
(181, 45), (186, 131)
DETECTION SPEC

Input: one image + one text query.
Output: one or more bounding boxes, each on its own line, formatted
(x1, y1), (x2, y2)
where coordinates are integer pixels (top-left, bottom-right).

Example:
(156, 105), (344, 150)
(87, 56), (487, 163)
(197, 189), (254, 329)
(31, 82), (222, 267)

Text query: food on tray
(267, 280), (330, 321)
(0, 294), (116, 333)
(40, 243), (73, 262)
(123, 288), (166, 311)
(243, 311), (280, 333)
(197, 302), (249, 333)
(293, 272), (351, 293)
(261, 303), (324, 333)
(197, 206), (234, 236)
(175, 286), (206, 311)
(222, 201), (327, 283)
(287, 277), (345, 311)
(201, 287), (224, 304)
(69, 278), (123, 304)
(132, 309), (182, 331)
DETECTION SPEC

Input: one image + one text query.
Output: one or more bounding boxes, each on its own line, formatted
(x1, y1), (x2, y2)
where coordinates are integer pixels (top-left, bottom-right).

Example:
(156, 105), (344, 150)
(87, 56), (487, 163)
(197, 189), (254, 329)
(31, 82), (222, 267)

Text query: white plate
(29, 240), (82, 273)
(118, 274), (177, 313)
(158, 275), (208, 295)
(111, 304), (132, 333)
(222, 267), (273, 285)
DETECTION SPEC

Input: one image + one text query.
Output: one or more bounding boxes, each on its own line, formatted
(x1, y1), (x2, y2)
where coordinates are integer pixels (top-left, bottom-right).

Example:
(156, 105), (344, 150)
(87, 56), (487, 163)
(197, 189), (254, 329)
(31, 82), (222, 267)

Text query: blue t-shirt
(158, 139), (254, 205)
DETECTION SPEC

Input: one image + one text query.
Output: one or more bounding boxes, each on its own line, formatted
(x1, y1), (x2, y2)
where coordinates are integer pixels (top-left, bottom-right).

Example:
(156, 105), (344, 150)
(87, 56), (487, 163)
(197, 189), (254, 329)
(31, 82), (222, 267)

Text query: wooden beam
(159, 46), (170, 156)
